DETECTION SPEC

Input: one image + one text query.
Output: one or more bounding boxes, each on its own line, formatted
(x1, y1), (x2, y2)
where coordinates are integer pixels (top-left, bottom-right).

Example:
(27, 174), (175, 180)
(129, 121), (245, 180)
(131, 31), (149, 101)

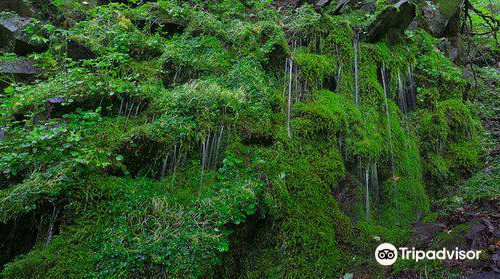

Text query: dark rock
(364, 0), (416, 43)
(66, 39), (96, 61)
(0, 0), (34, 17)
(407, 223), (446, 249)
(0, 57), (41, 90)
(333, 0), (353, 14)
(464, 272), (500, 279)
(133, 17), (185, 37)
(437, 38), (459, 62)
(0, 15), (47, 56)
(0, 57), (40, 75)
(315, 0), (330, 7)
(419, 0), (463, 38)
(47, 97), (64, 104)
(465, 218), (486, 240)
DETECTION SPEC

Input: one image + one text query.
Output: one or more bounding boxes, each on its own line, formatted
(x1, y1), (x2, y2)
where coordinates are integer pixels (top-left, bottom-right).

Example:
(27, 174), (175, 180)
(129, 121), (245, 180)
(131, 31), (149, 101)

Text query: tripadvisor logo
(374, 243), (482, 266)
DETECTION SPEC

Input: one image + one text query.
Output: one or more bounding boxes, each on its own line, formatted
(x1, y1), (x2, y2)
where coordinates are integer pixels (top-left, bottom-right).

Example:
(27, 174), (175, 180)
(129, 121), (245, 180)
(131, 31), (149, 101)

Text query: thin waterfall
(353, 36), (359, 107)
(134, 102), (141, 117)
(408, 65), (417, 111)
(45, 206), (58, 245)
(397, 71), (407, 116)
(381, 63), (396, 177)
(201, 133), (210, 178)
(161, 153), (169, 177)
(199, 125), (227, 179)
(171, 143), (177, 172)
(118, 98), (125, 116)
(213, 126), (224, 169)
(365, 166), (370, 222)
(207, 129), (217, 170)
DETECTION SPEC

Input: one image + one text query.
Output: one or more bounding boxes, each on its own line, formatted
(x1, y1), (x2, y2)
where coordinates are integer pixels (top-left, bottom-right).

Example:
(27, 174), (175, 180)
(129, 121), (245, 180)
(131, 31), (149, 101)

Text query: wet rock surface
(397, 200), (500, 278)
(0, 57), (40, 75)
(66, 39), (96, 61)
(419, 0), (462, 38)
(0, 0), (34, 17)
(0, 57), (40, 91)
(0, 15), (47, 56)
(364, 0), (416, 43)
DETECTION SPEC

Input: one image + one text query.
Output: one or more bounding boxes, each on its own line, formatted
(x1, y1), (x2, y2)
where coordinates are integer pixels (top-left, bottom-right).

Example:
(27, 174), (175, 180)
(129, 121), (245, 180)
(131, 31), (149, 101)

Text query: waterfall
(335, 45), (342, 93)
(213, 126), (224, 169)
(45, 206), (58, 245)
(201, 133), (209, 178)
(118, 98), (125, 116)
(408, 65), (417, 111)
(353, 36), (359, 107)
(199, 125), (226, 179)
(381, 63), (396, 177)
(134, 102), (141, 117)
(365, 167), (370, 222)
(397, 71), (407, 116)
(161, 153), (169, 177)
(123, 102), (135, 129)
(171, 143), (177, 172)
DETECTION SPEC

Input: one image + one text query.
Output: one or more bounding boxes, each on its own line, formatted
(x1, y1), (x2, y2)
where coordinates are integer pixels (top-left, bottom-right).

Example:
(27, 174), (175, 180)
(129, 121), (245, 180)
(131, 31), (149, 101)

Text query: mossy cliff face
(0, 0), (484, 278)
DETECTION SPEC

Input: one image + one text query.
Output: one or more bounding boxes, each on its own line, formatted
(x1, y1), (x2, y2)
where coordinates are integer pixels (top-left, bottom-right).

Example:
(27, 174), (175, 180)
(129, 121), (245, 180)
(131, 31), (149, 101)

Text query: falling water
(335, 45), (342, 93)
(199, 125), (227, 179)
(365, 167), (370, 222)
(397, 71), (407, 116)
(123, 102), (135, 129)
(161, 153), (169, 177)
(408, 65), (417, 111)
(213, 126), (224, 169)
(170, 143), (177, 172)
(134, 102), (141, 117)
(201, 133), (210, 178)
(118, 98), (125, 116)
(353, 36), (359, 107)
(381, 63), (396, 177)
(287, 58), (293, 138)
(45, 206), (58, 245)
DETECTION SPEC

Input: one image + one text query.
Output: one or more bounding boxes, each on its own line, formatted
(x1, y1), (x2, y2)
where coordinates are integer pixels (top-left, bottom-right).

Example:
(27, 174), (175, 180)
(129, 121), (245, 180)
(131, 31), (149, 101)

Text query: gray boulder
(67, 39), (96, 61)
(0, 57), (41, 92)
(0, 0), (34, 17)
(365, 0), (416, 42)
(0, 15), (47, 56)
(419, 0), (462, 38)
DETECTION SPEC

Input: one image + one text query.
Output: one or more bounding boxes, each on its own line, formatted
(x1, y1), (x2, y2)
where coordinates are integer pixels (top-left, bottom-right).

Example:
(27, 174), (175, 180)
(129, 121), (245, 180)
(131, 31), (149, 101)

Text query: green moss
(435, 0), (461, 19)
(294, 89), (359, 138)
(273, 141), (347, 278)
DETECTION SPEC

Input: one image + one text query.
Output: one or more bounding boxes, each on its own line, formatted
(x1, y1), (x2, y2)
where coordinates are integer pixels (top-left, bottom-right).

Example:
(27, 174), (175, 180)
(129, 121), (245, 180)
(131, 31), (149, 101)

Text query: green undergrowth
(0, 0), (488, 278)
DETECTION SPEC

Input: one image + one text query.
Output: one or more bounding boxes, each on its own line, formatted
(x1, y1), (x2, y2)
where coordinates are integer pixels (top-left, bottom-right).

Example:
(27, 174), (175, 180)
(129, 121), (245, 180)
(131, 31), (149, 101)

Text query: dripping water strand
(46, 205), (58, 245)
(408, 65), (417, 111)
(398, 71), (408, 117)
